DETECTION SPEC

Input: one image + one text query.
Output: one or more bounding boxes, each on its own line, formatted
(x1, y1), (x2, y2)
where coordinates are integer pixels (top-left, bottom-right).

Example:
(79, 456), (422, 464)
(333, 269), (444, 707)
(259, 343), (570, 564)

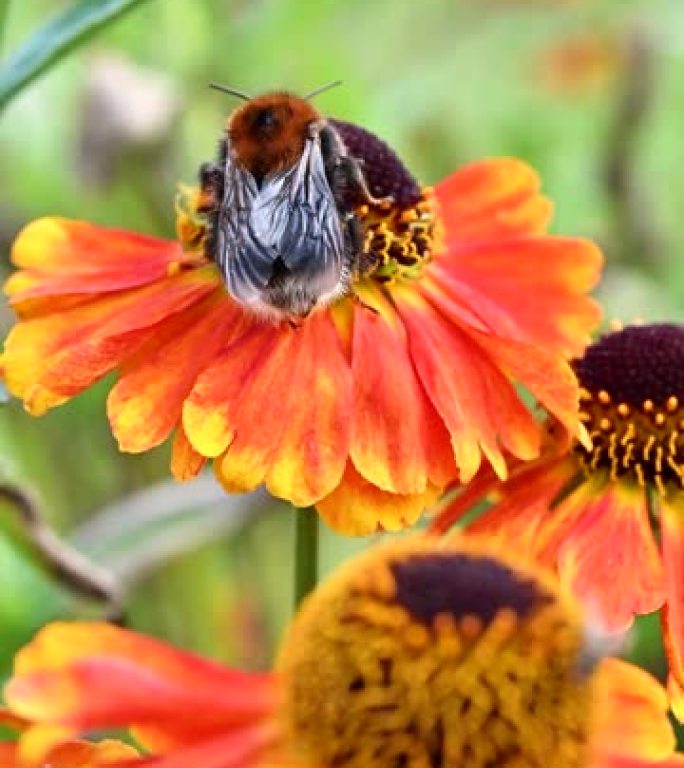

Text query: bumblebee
(199, 83), (388, 320)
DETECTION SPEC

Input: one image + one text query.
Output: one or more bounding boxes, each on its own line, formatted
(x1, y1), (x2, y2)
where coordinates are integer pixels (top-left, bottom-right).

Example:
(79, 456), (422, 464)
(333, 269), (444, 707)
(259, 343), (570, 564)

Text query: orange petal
(454, 455), (578, 556)
(3, 268), (218, 415)
(660, 496), (684, 722)
(107, 294), (241, 453)
(6, 219), (196, 317)
(170, 425), (206, 482)
(316, 461), (440, 536)
(393, 286), (541, 482)
(201, 313), (352, 507)
(183, 322), (278, 459)
(557, 482), (664, 631)
(592, 658), (677, 765)
(349, 291), (455, 495)
(428, 465), (501, 535)
(464, 329), (584, 442)
(435, 158), (553, 240)
(428, 236), (603, 358)
(5, 622), (277, 755)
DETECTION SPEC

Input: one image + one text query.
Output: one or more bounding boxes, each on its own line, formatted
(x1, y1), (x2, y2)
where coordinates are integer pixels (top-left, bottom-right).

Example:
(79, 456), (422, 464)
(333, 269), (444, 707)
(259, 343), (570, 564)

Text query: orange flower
(3, 535), (682, 768)
(431, 323), (684, 722)
(1, 119), (601, 534)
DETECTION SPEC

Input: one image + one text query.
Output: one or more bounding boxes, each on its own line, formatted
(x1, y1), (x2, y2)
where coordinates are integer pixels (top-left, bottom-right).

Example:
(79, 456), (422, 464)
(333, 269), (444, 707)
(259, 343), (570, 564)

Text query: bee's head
(228, 93), (320, 180)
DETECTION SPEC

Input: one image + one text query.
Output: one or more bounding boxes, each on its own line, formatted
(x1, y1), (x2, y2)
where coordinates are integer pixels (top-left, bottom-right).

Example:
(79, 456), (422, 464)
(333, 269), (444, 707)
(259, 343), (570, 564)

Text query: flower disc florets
(574, 324), (684, 495)
(277, 537), (594, 768)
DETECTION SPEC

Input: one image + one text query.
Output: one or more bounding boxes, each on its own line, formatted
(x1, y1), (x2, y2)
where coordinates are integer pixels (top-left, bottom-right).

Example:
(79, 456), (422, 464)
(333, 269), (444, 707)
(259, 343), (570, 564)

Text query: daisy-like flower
(4, 534), (684, 768)
(1, 114), (602, 534)
(431, 323), (684, 721)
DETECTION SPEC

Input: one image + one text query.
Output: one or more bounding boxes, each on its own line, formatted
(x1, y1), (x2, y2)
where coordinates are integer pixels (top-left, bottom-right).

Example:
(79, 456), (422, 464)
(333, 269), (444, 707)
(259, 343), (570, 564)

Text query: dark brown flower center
(391, 554), (549, 626)
(574, 323), (684, 495)
(331, 120), (422, 208)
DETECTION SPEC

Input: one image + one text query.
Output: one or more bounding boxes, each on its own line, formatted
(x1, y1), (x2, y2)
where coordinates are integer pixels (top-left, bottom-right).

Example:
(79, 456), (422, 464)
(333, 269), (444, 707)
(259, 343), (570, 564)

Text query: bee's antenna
(304, 80), (343, 100)
(209, 83), (252, 100)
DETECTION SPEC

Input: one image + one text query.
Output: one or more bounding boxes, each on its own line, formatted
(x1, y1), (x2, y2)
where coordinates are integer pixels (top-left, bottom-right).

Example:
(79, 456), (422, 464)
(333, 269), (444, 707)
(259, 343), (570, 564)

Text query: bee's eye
(252, 108), (278, 133)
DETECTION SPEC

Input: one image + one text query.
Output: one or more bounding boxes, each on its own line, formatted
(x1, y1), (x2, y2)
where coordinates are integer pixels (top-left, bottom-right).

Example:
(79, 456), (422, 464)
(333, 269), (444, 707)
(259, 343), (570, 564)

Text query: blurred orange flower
(535, 32), (621, 95)
(431, 323), (684, 722)
(1, 121), (601, 534)
(4, 535), (682, 768)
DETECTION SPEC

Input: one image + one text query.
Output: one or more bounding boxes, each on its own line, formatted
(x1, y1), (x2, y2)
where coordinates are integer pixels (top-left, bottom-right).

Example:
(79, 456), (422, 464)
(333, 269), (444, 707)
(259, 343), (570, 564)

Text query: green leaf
(71, 477), (277, 586)
(0, 0), (154, 112)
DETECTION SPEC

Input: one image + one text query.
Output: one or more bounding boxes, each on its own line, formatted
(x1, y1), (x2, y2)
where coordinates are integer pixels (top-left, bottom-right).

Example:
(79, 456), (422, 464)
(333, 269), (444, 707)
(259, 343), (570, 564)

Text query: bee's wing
(215, 144), (276, 304)
(250, 135), (346, 278)
(216, 134), (345, 305)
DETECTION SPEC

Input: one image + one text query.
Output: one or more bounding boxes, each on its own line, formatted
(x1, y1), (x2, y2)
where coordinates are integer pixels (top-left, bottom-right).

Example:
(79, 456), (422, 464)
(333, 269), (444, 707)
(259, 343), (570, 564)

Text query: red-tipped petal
(428, 236), (603, 358)
(557, 483), (665, 631)
(107, 295), (241, 453)
(194, 313), (351, 507)
(6, 219), (196, 317)
(349, 290), (455, 495)
(3, 268), (218, 415)
(464, 329), (584, 442)
(394, 286), (540, 482)
(5, 623), (277, 736)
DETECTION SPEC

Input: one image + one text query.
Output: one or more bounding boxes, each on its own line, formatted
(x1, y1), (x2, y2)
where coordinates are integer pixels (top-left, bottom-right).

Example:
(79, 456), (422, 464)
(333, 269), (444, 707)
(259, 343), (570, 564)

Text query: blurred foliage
(0, 4), (683, 739)
(0, 0), (154, 109)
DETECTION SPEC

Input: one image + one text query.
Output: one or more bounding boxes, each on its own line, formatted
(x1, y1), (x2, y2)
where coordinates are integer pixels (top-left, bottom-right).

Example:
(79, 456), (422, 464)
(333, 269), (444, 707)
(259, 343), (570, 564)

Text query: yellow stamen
(573, 386), (684, 497)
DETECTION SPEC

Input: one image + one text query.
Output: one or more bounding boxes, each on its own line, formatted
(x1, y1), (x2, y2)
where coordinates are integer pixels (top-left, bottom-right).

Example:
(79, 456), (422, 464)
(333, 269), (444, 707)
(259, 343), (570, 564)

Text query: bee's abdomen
(330, 120), (422, 209)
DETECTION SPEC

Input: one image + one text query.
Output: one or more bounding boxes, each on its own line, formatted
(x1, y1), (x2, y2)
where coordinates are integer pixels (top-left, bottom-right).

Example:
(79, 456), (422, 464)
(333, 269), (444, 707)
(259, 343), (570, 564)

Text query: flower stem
(294, 506), (319, 608)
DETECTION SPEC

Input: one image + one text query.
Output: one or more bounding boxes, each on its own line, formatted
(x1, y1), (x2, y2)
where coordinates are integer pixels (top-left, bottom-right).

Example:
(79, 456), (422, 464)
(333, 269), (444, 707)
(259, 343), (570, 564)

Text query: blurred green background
(0, 0), (682, 711)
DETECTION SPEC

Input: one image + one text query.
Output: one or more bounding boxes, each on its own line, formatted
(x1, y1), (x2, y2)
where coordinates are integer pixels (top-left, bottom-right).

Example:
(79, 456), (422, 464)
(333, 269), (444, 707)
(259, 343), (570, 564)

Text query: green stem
(294, 506), (319, 608)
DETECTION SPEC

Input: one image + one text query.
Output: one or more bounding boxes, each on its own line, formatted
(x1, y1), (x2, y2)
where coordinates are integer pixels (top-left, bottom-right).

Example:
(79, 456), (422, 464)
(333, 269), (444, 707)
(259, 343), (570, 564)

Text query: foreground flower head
(4, 534), (682, 768)
(432, 322), (684, 721)
(1, 113), (601, 534)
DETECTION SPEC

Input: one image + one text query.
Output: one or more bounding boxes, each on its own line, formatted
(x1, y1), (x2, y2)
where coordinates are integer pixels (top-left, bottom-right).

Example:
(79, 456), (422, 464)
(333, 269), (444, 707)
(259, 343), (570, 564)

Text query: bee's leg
(197, 161), (224, 260)
(197, 161), (224, 214)
(350, 291), (379, 316)
(338, 155), (394, 209)
(320, 125), (393, 209)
